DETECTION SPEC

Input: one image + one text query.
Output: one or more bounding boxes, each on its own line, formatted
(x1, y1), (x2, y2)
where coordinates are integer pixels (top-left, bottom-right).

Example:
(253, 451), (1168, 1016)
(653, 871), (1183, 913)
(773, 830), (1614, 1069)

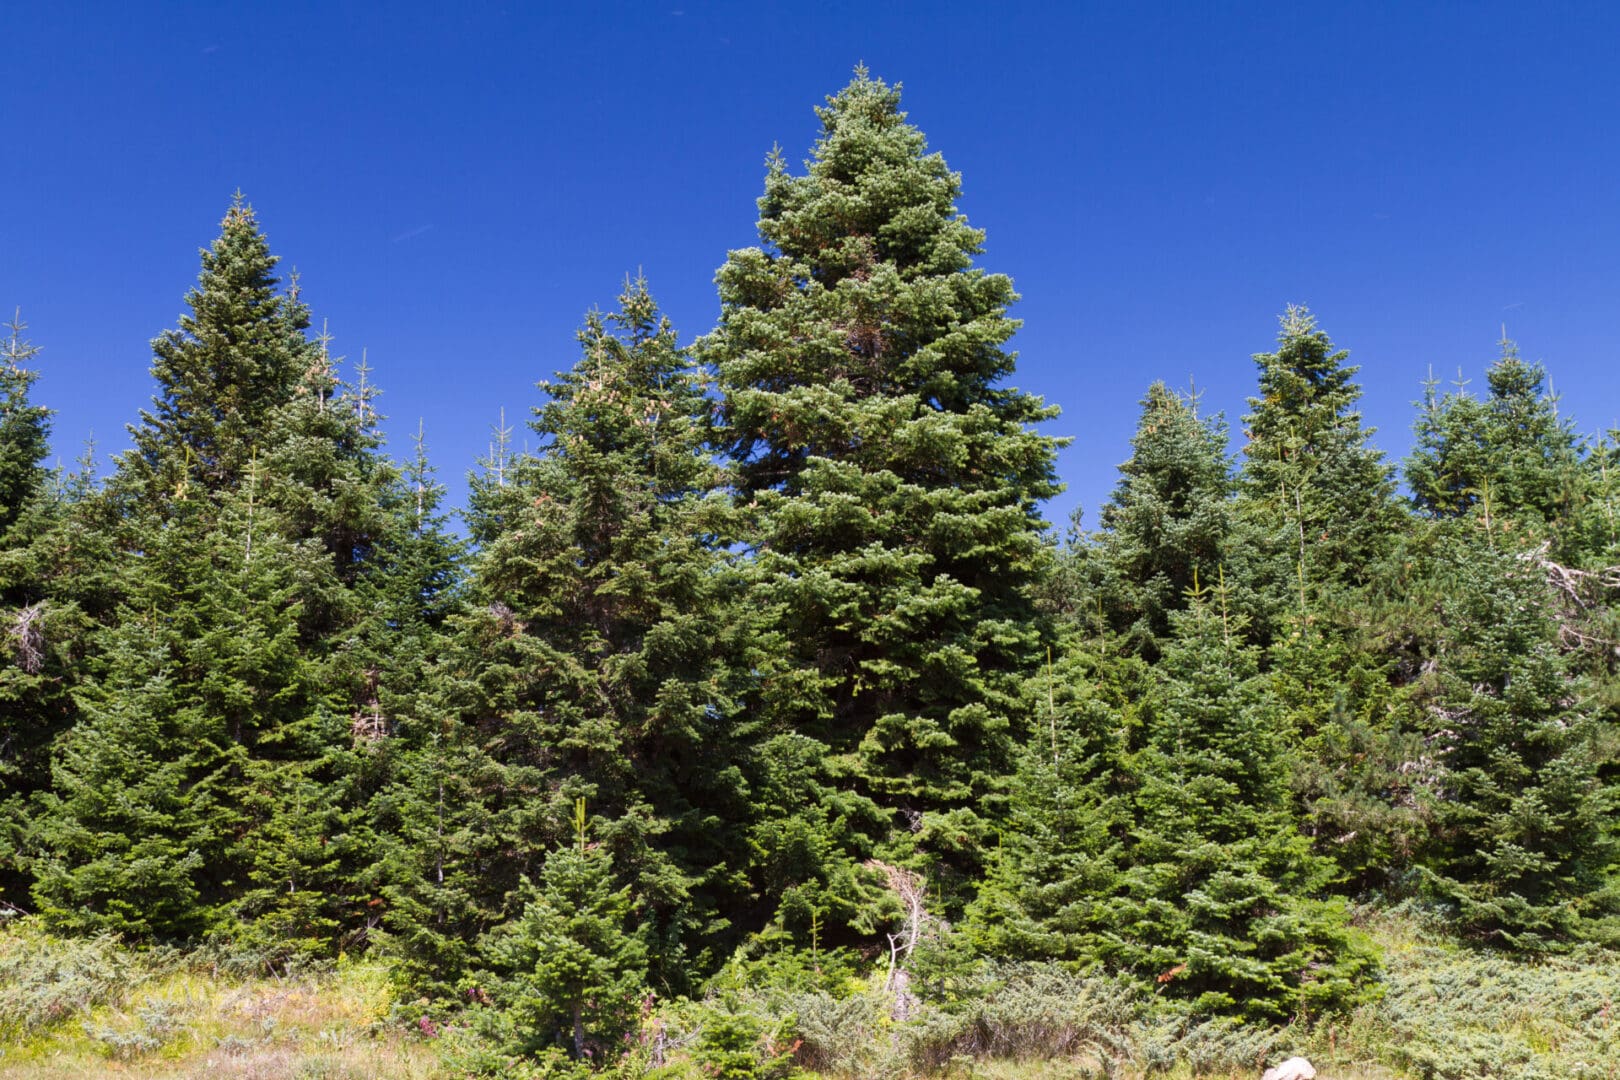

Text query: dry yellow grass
(0, 959), (439, 1080)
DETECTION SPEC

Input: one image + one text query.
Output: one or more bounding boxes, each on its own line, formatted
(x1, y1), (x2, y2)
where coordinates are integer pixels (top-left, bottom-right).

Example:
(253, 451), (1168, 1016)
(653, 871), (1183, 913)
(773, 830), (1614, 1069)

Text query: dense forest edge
(4, 70), (1620, 1079)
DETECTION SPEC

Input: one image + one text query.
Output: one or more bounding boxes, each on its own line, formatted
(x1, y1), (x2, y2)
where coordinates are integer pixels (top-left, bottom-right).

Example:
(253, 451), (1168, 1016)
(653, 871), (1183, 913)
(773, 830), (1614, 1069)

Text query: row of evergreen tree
(3, 71), (1618, 1057)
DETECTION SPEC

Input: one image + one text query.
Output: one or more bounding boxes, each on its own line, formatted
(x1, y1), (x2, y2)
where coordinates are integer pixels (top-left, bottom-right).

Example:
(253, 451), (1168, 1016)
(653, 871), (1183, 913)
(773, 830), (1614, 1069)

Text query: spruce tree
(963, 646), (1131, 963)
(1111, 595), (1371, 1018)
(0, 312), (53, 802)
(1579, 432), (1620, 564)
(481, 803), (649, 1060)
(1238, 307), (1400, 613)
(1418, 534), (1620, 948)
(396, 278), (749, 995)
(27, 201), (420, 952)
(0, 311), (49, 539)
(0, 311), (69, 905)
(29, 489), (327, 938)
(1232, 310), (1419, 894)
(967, 591), (1371, 1016)
(355, 422), (467, 971)
(0, 317), (124, 911)
(1266, 615), (1430, 894)
(701, 68), (1063, 909)
(1406, 336), (1585, 551)
(1089, 381), (1234, 658)
(126, 195), (314, 506)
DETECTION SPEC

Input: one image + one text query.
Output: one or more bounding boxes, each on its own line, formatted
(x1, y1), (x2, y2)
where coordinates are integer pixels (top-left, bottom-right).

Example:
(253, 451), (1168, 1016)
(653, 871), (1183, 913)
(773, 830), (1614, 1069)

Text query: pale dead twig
(9, 602), (45, 674)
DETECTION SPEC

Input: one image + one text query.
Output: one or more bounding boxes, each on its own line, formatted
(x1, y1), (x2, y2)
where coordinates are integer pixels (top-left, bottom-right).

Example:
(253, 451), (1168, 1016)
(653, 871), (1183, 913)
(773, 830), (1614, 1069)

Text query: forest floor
(2, 908), (1616, 1079)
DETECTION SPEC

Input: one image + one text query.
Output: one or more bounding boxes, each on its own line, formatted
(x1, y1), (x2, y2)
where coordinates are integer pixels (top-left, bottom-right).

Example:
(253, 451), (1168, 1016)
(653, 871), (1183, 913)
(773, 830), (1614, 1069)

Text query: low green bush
(0, 917), (147, 1039)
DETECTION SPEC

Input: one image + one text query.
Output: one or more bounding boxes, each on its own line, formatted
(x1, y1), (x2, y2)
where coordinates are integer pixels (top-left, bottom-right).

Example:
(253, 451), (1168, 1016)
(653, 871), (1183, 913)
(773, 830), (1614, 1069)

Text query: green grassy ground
(2, 909), (1615, 1079)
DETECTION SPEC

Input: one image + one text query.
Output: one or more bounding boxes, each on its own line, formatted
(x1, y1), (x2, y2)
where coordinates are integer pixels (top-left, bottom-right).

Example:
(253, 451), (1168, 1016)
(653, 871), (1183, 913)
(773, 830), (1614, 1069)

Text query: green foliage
(13, 72), (1620, 1080)
(1417, 533), (1620, 948)
(28, 487), (338, 941)
(1406, 336), (1586, 553)
(0, 918), (152, 1041)
(691, 997), (803, 1080)
(481, 828), (648, 1060)
(125, 196), (317, 506)
(964, 647), (1131, 965)
(1343, 905), (1620, 1080)
(1115, 599), (1377, 1018)
(1238, 307), (1401, 619)
(24, 200), (442, 958)
(0, 313), (86, 906)
(389, 277), (751, 1003)
(1089, 382), (1236, 658)
(1267, 612), (1434, 895)
(0, 310), (50, 539)
(977, 593), (1376, 1020)
(691, 963), (1301, 1079)
(702, 66), (1064, 921)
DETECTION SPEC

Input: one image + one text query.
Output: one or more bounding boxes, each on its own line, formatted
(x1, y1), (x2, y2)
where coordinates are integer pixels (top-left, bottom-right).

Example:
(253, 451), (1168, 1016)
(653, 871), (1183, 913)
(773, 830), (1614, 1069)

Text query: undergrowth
(3, 909), (1618, 1079)
(0, 915), (434, 1079)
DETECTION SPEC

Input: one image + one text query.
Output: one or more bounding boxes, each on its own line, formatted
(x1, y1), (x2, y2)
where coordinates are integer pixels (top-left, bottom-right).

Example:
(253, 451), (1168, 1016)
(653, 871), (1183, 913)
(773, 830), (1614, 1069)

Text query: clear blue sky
(6, 2), (1619, 531)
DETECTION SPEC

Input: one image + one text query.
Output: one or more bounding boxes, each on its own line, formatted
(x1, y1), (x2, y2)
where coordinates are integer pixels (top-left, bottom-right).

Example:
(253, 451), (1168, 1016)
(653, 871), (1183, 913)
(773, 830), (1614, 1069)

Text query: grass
(0, 919), (435, 1080)
(3, 908), (1618, 1079)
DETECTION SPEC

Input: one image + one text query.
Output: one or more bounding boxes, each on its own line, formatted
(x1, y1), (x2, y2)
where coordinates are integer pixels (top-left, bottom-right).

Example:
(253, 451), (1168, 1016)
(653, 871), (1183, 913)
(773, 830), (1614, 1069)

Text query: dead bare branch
(8, 603), (45, 674)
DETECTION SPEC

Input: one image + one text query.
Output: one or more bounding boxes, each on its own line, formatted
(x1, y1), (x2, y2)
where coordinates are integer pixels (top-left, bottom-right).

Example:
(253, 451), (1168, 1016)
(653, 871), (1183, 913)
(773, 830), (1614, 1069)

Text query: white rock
(1262, 1057), (1316, 1080)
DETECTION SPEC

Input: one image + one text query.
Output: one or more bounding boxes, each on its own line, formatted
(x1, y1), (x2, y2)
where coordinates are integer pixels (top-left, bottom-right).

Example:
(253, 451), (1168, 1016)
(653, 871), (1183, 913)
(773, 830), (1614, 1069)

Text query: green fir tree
(1406, 335), (1585, 552)
(1110, 594), (1373, 1018)
(701, 68), (1063, 912)
(480, 802), (648, 1060)
(1238, 307), (1400, 618)
(1089, 381), (1234, 658)
(401, 278), (750, 995)
(28, 201), (428, 953)
(1418, 534), (1620, 948)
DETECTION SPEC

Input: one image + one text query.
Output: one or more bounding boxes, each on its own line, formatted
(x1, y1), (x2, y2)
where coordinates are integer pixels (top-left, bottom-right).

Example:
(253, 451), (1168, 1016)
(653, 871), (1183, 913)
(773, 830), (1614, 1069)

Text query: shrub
(0, 917), (147, 1038)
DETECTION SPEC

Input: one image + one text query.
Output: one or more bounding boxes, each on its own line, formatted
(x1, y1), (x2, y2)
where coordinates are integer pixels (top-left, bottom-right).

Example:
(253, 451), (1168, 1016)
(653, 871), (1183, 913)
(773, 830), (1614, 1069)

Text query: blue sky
(5, 2), (1618, 531)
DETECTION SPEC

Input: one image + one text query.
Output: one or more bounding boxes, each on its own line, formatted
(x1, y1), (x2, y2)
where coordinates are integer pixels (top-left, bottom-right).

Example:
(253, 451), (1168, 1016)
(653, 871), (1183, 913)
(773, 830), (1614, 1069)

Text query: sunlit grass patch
(0, 918), (433, 1080)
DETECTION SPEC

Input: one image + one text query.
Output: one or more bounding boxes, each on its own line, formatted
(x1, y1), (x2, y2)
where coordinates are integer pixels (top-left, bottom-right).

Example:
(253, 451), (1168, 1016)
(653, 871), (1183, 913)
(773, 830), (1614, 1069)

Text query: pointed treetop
(1278, 303), (1316, 341)
(126, 196), (318, 496)
(3, 308), (42, 380)
(1485, 334), (1547, 402)
(812, 66), (915, 154)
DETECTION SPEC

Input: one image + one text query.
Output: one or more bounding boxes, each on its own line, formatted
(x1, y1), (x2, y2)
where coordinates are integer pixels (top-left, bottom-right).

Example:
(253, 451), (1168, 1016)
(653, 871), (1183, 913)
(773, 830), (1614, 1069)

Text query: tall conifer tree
(0, 310), (82, 906)
(1238, 308), (1399, 614)
(963, 648), (1130, 963)
(28, 201), (423, 951)
(0, 312), (50, 539)
(1418, 536), (1619, 948)
(1407, 336), (1586, 553)
(701, 69), (1063, 908)
(1089, 381), (1234, 658)
(1114, 597), (1372, 1017)
(397, 279), (748, 996)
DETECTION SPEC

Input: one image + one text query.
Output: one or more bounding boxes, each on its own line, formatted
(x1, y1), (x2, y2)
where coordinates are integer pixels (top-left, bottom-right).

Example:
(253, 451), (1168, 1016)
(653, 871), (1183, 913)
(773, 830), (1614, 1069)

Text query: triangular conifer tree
(0, 311), (104, 907)
(397, 277), (749, 997)
(1089, 381), (1235, 658)
(1110, 591), (1374, 1018)
(1418, 534), (1620, 948)
(701, 68), (1064, 915)
(1237, 308), (1400, 613)
(1407, 335), (1586, 554)
(479, 801), (649, 1060)
(963, 645), (1130, 963)
(27, 200), (432, 952)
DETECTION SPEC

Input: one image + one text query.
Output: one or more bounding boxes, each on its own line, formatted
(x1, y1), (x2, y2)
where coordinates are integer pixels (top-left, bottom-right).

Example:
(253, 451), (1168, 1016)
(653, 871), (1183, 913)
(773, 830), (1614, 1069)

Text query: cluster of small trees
(3, 70), (1618, 1061)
